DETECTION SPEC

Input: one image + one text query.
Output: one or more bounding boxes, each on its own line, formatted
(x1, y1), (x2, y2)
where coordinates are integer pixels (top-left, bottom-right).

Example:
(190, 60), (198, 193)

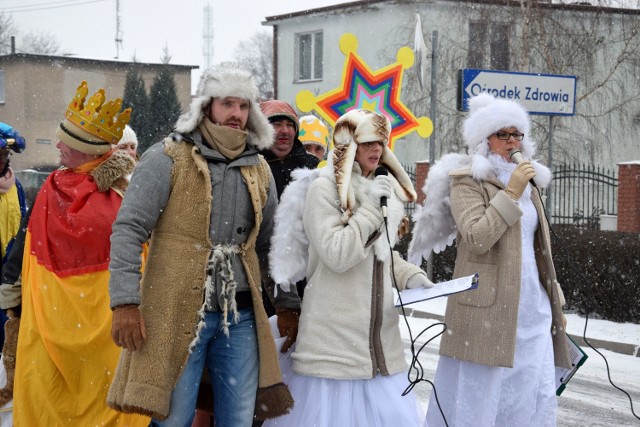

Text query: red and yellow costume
(13, 155), (148, 426)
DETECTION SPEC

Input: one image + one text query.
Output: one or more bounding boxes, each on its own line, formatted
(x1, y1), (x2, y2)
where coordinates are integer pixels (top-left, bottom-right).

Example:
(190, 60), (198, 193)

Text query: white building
(264, 0), (640, 170)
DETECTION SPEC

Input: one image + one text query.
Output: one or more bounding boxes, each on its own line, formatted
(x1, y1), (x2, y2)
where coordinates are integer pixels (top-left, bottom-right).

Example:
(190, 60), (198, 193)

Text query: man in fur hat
(6, 81), (146, 426)
(107, 65), (296, 426)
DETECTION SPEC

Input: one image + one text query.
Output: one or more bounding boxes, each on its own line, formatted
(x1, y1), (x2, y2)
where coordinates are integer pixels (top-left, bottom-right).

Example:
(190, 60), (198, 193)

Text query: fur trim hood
(174, 65), (274, 151)
(464, 93), (536, 159)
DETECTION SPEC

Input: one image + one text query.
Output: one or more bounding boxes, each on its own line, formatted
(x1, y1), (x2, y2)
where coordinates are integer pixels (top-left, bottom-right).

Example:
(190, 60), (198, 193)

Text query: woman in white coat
(266, 109), (433, 427)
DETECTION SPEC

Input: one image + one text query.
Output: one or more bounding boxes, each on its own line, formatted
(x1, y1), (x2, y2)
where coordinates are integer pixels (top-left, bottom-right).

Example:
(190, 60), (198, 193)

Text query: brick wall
(617, 162), (640, 233)
(415, 161), (430, 205)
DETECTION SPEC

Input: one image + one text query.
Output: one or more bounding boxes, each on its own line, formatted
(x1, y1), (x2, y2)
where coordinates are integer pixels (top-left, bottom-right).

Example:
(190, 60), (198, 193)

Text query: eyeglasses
(492, 132), (524, 141)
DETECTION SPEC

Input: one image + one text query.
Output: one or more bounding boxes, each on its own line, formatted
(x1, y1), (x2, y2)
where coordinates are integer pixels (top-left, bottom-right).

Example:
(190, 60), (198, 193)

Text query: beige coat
(107, 140), (292, 420)
(439, 167), (571, 369)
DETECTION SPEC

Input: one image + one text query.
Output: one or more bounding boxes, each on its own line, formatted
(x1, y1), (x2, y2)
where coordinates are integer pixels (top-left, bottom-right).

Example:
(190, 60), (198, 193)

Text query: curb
(399, 307), (640, 358)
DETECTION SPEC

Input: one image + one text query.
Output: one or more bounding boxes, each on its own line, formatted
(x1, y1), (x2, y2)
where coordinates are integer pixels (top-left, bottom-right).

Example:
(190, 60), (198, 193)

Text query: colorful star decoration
(296, 33), (433, 151)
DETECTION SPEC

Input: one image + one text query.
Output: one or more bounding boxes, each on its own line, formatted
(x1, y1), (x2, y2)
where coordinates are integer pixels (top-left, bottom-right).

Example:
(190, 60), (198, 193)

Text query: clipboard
(395, 273), (479, 307)
(555, 333), (588, 396)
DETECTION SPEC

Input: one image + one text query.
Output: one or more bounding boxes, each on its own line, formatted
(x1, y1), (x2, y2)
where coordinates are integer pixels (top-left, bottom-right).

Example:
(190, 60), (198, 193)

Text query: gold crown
(64, 81), (131, 143)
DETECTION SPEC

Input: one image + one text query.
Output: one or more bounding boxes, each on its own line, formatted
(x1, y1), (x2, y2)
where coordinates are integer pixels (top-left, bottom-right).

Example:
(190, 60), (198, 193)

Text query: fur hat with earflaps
(332, 109), (416, 218)
(174, 64), (274, 150)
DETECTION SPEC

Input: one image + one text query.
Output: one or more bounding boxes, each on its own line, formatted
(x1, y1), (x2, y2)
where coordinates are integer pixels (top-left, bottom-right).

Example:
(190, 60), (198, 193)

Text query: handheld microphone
(374, 166), (388, 218)
(508, 149), (537, 187)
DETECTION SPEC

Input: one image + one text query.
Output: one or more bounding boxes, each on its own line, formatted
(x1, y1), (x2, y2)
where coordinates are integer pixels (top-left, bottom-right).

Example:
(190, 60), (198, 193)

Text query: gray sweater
(109, 131), (300, 311)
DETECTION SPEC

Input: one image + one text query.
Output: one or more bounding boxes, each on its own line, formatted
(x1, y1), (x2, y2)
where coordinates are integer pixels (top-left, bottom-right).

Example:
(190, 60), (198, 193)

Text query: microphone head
(508, 149), (524, 165)
(375, 165), (388, 177)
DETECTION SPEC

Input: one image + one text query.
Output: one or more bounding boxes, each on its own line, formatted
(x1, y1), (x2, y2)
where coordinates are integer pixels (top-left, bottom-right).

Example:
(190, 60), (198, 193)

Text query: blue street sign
(458, 69), (577, 116)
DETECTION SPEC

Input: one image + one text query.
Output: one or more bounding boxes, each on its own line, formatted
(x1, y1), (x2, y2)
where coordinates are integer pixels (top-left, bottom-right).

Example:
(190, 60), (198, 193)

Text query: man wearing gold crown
(10, 81), (149, 426)
(106, 64), (296, 426)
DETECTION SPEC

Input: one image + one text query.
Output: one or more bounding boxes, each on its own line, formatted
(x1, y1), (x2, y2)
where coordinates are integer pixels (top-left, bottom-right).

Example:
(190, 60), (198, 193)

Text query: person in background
(117, 124), (139, 161)
(106, 65), (295, 426)
(10, 81), (148, 426)
(265, 109), (432, 427)
(259, 100), (319, 199)
(298, 115), (329, 162)
(0, 122), (27, 407)
(258, 100), (319, 321)
(417, 93), (571, 427)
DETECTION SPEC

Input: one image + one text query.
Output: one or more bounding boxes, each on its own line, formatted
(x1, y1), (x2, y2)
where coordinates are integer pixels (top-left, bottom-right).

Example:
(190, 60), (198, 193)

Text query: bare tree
(233, 31), (274, 99)
(0, 13), (17, 54)
(387, 1), (640, 167)
(0, 13), (62, 55)
(20, 31), (61, 55)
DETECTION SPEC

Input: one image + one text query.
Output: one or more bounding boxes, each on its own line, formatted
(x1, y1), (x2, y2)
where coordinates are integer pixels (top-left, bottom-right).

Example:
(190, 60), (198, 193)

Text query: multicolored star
(296, 33), (433, 151)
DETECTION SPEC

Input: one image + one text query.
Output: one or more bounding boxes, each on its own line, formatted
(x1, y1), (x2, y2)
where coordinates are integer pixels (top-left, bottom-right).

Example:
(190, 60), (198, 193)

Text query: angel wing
(408, 153), (469, 265)
(269, 167), (321, 292)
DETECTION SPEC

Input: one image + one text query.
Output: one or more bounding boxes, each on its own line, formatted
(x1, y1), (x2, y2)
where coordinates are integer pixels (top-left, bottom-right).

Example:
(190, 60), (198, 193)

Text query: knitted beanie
(298, 115), (329, 150)
(117, 125), (138, 150)
(463, 93), (535, 159)
(260, 100), (299, 134)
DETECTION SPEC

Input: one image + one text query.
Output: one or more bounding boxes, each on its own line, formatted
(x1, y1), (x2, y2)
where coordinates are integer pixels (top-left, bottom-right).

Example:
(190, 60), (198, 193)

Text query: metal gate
(549, 164), (618, 226)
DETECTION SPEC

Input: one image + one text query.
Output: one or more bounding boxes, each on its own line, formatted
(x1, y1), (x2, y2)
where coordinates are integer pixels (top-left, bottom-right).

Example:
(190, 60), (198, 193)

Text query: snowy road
(400, 315), (640, 427)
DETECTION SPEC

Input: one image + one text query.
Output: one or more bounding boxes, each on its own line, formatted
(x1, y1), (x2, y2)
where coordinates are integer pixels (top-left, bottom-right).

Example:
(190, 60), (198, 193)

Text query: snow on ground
(399, 296), (640, 426)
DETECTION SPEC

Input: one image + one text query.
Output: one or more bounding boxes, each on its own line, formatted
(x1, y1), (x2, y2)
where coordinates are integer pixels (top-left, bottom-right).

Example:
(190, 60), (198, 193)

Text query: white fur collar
(470, 153), (551, 189)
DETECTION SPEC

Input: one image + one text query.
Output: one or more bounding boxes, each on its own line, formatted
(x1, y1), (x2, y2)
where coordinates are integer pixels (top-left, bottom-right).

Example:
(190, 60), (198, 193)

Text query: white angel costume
(266, 109), (427, 427)
(409, 94), (571, 427)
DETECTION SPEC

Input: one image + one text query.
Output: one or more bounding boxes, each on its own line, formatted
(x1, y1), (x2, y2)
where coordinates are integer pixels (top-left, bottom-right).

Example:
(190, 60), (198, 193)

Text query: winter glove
(276, 308), (300, 353)
(397, 215), (410, 240)
(111, 304), (147, 351)
(368, 174), (393, 209)
(0, 313), (19, 406)
(505, 161), (536, 200)
(406, 273), (435, 289)
(0, 122), (26, 153)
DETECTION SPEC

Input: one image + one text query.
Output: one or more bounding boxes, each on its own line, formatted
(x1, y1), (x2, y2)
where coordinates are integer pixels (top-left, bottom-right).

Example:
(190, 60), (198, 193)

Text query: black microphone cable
(379, 202), (450, 427)
(533, 185), (639, 421)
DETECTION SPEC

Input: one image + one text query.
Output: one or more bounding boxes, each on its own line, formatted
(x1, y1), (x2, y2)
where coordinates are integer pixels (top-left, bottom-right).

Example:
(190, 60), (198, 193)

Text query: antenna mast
(203, 3), (214, 69)
(115, 0), (123, 59)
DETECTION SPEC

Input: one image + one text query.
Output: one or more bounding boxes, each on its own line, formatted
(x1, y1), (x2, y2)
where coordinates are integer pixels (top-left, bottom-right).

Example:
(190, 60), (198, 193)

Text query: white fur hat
(332, 109), (416, 217)
(174, 64), (273, 150)
(463, 93), (535, 159)
(117, 125), (138, 150)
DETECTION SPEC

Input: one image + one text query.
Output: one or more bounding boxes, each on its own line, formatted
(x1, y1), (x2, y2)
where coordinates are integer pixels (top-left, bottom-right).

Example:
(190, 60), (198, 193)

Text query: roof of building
(0, 52), (198, 70)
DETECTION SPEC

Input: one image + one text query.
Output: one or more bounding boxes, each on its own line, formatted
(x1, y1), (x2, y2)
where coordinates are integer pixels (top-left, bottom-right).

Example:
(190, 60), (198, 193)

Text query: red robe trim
(28, 169), (122, 277)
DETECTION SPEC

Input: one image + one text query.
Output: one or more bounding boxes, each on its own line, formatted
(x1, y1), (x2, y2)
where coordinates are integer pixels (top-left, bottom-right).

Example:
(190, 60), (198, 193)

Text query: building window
(295, 31), (323, 81)
(468, 22), (511, 71)
(36, 139), (51, 145)
(0, 70), (5, 104)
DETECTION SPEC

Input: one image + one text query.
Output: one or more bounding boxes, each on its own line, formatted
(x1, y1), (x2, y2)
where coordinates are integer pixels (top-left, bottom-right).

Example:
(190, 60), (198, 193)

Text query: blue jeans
(151, 308), (259, 427)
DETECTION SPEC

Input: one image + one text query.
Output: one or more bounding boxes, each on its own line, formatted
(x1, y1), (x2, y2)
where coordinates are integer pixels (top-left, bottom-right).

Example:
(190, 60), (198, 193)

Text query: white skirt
(425, 258), (558, 426)
(265, 317), (423, 427)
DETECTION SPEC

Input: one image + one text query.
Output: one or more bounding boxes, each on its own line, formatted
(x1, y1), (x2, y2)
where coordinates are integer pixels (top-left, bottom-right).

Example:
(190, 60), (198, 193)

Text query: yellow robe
(0, 184), (21, 258)
(13, 233), (149, 426)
